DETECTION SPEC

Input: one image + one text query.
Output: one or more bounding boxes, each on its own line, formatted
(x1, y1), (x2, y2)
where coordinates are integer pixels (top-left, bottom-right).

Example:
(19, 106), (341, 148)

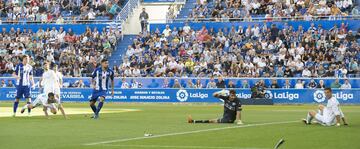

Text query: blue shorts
(16, 86), (31, 99)
(90, 90), (107, 102)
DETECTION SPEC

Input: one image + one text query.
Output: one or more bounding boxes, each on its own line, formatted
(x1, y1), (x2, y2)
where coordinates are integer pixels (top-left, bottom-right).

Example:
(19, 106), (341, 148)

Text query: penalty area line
(84, 120), (298, 146)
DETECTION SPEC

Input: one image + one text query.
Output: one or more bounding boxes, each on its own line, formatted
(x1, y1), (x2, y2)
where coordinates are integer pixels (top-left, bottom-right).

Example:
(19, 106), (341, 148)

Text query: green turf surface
(0, 102), (359, 149)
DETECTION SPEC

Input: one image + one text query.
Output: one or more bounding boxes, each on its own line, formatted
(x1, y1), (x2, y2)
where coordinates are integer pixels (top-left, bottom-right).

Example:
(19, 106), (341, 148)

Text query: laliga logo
(313, 90), (354, 102)
(313, 90), (326, 103)
(265, 90), (273, 99)
(266, 90), (299, 100)
(176, 89), (189, 102)
(333, 92), (353, 101)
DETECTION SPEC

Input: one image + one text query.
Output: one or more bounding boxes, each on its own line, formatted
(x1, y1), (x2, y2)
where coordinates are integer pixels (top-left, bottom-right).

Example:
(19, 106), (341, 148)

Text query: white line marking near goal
(84, 120), (298, 146)
(103, 144), (268, 149)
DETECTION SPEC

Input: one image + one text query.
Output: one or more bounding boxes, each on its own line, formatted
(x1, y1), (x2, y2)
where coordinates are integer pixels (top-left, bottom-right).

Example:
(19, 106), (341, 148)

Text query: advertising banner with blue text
(0, 88), (358, 104)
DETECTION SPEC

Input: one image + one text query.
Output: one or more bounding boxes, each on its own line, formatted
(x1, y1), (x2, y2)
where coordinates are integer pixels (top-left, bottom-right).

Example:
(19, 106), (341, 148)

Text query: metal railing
(117, 0), (140, 22)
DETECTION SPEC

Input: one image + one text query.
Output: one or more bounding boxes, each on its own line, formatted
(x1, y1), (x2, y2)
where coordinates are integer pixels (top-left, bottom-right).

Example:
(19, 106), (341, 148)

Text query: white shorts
(44, 87), (60, 95)
(31, 98), (56, 110)
(43, 103), (57, 110)
(315, 113), (335, 126)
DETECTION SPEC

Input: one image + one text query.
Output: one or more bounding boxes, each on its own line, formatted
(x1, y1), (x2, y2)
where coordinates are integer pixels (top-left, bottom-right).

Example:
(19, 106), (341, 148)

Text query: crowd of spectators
(185, 0), (358, 21)
(118, 22), (360, 78)
(0, 26), (122, 77)
(0, 0), (125, 23)
(112, 77), (353, 89)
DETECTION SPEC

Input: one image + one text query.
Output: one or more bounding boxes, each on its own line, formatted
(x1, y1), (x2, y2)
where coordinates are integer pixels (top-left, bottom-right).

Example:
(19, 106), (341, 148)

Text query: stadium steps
(177, 0), (197, 19)
(109, 35), (137, 67)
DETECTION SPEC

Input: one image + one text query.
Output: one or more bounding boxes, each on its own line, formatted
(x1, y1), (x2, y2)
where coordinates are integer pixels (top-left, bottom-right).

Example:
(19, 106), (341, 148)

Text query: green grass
(0, 102), (359, 149)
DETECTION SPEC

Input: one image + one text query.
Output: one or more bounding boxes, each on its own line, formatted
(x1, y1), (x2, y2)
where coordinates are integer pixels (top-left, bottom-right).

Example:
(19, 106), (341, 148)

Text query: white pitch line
(103, 144), (268, 149)
(84, 120), (298, 146)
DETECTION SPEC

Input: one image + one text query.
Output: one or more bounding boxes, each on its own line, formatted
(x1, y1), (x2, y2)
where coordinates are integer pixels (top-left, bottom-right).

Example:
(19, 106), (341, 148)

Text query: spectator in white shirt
(340, 79), (352, 89)
(121, 78), (129, 88)
(295, 79), (304, 89)
(302, 67), (312, 77)
(162, 25), (172, 37)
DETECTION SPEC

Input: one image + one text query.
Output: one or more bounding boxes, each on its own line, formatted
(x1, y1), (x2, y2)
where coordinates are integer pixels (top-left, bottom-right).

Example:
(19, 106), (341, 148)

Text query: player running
(303, 88), (348, 126)
(188, 90), (243, 124)
(89, 59), (114, 119)
(12, 55), (36, 117)
(20, 93), (58, 119)
(40, 62), (67, 119)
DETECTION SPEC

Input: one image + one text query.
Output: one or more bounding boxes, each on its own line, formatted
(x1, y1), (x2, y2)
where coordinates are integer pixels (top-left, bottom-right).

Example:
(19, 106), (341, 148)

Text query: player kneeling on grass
(20, 92), (57, 119)
(40, 62), (67, 119)
(303, 88), (348, 126)
(188, 89), (243, 124)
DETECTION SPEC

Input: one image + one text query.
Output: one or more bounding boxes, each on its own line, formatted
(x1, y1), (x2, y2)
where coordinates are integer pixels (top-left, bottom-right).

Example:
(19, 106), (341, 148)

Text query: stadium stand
(118, 22), (360, 78)
(0, 25), (122, 77)
(175, 0), (358, 22)
(0, 0), (127, 23)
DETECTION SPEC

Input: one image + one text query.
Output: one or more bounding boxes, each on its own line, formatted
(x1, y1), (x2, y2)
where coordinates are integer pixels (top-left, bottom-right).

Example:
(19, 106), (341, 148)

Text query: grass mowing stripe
(84, 120), (299, 146)
(103, 144), (268, 149)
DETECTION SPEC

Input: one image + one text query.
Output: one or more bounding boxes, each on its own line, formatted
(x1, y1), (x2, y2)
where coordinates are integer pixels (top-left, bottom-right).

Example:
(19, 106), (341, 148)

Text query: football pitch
(0, 102), (359, 149)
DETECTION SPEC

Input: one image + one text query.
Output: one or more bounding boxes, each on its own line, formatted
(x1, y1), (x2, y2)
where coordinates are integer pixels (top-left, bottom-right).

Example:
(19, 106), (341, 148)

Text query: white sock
(21, 104), (29, 110)
(306, 113), (313, 123)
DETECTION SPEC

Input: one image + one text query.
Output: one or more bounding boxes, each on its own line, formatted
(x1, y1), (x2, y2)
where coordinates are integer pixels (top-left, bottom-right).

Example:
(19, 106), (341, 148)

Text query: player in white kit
(303, 88), (348, 126)
(40, 62), (67, 119)
(20, 93), (57, 119)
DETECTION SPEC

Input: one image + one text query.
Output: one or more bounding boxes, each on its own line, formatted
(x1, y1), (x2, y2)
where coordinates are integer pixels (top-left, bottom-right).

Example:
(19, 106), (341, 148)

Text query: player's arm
(331, 103), (342, 126)
(111, 71), (115, 96)
(43, 106), (50, 119)
(12, 65), (19, 79)
(30, 73), (35, 89)
(91, 70), (97, 89)
(235, 101), (243, 124)
(213, 92), (227, 101)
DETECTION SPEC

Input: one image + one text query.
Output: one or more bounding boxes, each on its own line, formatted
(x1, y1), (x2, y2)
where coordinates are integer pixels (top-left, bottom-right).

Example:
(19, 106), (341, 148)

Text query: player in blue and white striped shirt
(12, 55), (35, 117)
(89, 59), (115, 119)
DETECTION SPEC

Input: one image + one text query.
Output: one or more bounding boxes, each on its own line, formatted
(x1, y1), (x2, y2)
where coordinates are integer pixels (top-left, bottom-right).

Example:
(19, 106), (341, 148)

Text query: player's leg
(55, 91), (67, 119)
(89, 91), (99, 116)
(21, 98), (38, 113)
(94, 96), (105, 119)
(303, 110), (317, 124)
(13, 86), (23, 117)
(24, 86), (32, 116)
(188, 115), (215, 123)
